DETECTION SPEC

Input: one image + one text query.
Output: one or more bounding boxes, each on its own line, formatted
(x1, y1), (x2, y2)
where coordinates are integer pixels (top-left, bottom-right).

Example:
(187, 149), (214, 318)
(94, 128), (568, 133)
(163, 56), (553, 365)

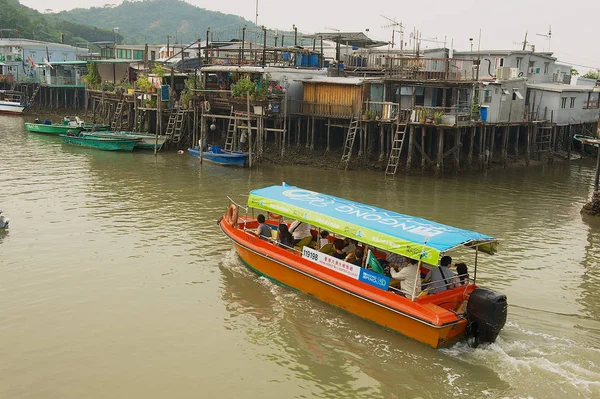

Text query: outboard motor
(466, 288), (507, 347)
(0, 210), (9, 229)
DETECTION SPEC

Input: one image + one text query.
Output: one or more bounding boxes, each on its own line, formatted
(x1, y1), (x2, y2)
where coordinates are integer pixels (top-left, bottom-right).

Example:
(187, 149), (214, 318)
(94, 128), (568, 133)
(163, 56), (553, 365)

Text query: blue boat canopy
(247, 185), (498, 265)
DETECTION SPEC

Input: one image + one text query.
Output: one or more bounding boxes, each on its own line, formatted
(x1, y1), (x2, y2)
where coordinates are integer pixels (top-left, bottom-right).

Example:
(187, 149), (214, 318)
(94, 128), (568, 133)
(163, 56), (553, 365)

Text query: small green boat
(25, 122), (82, 135)
(83, 131), (166, 150)
(59, 133), (137, 151)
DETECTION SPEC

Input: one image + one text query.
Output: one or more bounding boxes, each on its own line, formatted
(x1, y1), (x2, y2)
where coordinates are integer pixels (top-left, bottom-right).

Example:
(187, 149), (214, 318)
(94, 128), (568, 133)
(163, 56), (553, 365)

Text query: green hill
(0, 0), (122, 45)
(55, 0), (258, 45)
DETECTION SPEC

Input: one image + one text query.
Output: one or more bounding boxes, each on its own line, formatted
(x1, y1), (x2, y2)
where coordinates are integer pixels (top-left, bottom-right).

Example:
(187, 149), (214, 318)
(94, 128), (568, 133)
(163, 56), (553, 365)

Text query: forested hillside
(0, 0), (122, 45)
(56, 0), (256, 45)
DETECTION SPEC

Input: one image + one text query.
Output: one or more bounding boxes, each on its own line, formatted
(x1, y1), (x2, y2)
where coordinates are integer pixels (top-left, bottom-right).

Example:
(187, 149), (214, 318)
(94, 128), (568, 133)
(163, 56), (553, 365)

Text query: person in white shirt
(390, 257), (422, 297)
(342, 238), (356, 255)
(289, 220), (312, 245)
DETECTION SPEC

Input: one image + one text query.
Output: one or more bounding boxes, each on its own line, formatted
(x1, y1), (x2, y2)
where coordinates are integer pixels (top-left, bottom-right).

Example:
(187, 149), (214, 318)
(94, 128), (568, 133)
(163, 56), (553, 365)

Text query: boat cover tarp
(248, 185), (497, 265)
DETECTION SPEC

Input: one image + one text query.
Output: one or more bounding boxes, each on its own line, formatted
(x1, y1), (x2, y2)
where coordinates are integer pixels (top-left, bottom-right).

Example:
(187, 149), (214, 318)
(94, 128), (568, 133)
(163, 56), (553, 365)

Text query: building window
(544, 62), (549, 74)
(117, 49), (131, 59)
(570, 97), (576, 108)
(496, 57), (505, 68)
(133, 50), (144, 60)
(513, 89), (523, 100)
(561, 97), (567, 108)
(516, 57), (522, 69)
(483, 89), (492, 103)
(528, 61), (535, 68)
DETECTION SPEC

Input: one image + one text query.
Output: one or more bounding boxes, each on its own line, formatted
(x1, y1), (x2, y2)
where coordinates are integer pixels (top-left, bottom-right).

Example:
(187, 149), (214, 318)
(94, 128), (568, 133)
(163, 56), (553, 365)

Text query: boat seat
(294, 236), (313, 251)
(319, 243), (334, 255)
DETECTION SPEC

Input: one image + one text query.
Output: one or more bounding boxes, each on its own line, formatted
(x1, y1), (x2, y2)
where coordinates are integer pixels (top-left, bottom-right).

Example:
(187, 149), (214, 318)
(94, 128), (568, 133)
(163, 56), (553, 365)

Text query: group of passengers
(254, 214), (469, 297)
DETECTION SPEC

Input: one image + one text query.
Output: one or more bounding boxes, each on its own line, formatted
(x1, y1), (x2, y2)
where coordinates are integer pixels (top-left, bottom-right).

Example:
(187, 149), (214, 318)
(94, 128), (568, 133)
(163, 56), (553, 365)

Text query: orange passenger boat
(219, 184), (507, 348)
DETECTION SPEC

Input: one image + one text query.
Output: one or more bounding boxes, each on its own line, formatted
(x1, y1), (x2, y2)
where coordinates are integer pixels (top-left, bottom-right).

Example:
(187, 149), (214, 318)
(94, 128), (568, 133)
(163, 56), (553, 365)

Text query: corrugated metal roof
(297, 76), (366, 85)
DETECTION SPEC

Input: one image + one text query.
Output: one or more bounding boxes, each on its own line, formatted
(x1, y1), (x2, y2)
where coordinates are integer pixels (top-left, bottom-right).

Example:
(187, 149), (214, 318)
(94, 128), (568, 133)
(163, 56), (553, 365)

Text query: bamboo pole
(247, 93), (252, 168)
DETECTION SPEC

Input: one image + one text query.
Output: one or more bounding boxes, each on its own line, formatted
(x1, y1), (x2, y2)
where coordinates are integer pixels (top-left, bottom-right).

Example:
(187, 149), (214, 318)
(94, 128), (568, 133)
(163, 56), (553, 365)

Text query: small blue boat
(187, 145), (248, 167)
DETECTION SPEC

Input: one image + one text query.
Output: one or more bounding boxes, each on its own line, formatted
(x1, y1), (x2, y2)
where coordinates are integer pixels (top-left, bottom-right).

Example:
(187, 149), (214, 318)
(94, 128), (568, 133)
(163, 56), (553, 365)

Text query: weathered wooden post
(501, 126), (508, 168)
(488, 127), (496, 169)
(435, 127), (444, 177)
(468, 126), (475, 169)
(526, 124), (531, 166)
(421, 126), (427, 171)
(406, 125), (415, 173)
(247, 93), (252, 168)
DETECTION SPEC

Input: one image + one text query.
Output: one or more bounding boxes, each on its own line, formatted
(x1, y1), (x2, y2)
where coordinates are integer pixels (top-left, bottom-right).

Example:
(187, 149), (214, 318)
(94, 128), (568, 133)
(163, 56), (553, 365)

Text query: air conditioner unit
(509, 68), (519, 78)
(496, 66), (511, 80)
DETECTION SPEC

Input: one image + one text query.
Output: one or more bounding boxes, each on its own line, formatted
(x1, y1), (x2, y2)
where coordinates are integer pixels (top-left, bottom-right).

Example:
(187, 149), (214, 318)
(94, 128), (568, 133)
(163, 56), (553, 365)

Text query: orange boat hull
(220, 217), (471, 348)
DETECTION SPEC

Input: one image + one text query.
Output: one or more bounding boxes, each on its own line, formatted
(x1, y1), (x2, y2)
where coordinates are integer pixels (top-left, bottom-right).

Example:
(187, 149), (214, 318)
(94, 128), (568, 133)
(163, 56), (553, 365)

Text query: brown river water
(1, 115), (600, 398)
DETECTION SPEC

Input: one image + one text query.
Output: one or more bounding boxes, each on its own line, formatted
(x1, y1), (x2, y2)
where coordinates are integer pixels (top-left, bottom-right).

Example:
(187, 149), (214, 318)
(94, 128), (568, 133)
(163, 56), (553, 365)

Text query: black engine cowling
(466, 288), (507, 347)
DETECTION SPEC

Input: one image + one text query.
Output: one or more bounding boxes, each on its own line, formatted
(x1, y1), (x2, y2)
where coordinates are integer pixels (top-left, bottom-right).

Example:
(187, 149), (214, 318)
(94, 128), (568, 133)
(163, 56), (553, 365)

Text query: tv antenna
(536, 25), (551, 51)
(380, 14), (403, 49)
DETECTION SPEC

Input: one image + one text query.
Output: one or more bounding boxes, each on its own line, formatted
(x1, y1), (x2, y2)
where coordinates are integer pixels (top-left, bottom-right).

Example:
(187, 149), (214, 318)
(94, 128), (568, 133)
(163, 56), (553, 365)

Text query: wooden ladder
(110, 98), (125, 131)
(385, 121), (409, 176)
(224, 107), (237, 151)
(171, 109), (186, 144)
(340, 115), (360, 169)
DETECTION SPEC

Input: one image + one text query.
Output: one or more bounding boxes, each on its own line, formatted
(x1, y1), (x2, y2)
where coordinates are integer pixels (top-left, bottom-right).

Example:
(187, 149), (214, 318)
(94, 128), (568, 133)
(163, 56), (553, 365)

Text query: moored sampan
(218, 184), (507, 348)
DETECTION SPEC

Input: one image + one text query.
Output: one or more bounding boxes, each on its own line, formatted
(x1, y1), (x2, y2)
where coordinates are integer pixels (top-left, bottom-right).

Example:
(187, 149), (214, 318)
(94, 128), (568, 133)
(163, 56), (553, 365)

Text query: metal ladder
(134, 109), (145, 132)
(224, 107), (237, 151)
(110, 98), (125, 131)
(340, 115), (360, 168)
(165, 109), (186, 144)
(536, 125), (552, 153)
(28, 85), (41, 105)
(385, 121), (409, 176)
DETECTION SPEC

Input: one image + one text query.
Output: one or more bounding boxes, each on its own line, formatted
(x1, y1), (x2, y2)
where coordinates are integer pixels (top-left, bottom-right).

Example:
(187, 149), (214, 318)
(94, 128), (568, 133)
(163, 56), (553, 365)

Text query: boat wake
(441, 321), (600, 397)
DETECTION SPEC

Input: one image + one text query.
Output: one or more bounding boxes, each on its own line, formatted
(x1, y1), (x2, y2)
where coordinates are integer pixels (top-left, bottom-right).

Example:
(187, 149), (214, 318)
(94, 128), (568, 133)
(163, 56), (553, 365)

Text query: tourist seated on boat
(454, 263), (469, 286)
(390, 257), (421, 297)
(34, 118), (40, 124)
(255, 214), (272, 241)
(318, 230), (330, 249)
(290, 220), (312, 247)
(332, 239), (346, 259)
(342, 238), (357, 255)
(349, 247), (365, 267)
(276, 223), (294, 249)
(423, 256), (456, 294)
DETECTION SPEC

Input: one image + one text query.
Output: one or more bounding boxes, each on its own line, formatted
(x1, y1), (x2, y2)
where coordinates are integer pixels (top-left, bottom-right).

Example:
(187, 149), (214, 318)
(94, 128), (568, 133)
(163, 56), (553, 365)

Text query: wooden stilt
(326, 118), (331, 153)
(514, 125), (520, 159)
(406, 125), (415, 173)
(453, 128), (460, 172)
(435, 127), (444, 177)
(310, 116), (315, 150)
(489, 127), (496, 169)
(526, 124), (531, 166)
(468, 126), (475, 169)
(296, 118), (300, 146)
(479, 125), (485, 170)
(378, 124), (384, 161)
(421, 127), (427, 171)
(501, 126), (508, 168)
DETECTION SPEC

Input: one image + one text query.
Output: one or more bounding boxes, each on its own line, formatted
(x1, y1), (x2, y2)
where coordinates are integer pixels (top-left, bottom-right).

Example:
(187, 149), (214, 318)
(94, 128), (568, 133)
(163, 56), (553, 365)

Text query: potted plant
(136, 76), (152, 93)
(433, 110), (444, 125)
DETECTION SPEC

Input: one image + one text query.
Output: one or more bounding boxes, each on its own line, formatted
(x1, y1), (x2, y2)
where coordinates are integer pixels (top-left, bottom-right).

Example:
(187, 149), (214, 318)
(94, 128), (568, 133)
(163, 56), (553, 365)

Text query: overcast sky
(21, 0), (600, 72)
